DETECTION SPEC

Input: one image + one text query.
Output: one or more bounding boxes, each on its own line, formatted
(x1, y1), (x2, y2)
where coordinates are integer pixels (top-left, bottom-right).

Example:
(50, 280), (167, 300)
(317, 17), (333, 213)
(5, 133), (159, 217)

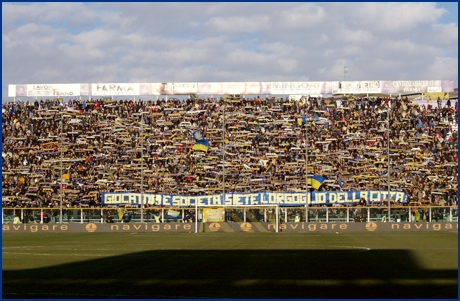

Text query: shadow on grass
(3, 249), (457, 299)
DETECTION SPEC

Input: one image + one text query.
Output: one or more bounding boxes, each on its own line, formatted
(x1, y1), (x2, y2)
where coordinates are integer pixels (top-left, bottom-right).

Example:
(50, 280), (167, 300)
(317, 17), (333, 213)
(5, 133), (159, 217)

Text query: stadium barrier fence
(2, 205), (457, 225)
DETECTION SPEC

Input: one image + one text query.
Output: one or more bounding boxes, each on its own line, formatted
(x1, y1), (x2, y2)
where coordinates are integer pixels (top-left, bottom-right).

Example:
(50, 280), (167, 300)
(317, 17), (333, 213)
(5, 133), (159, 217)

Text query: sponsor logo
(96, 84), (134, 92)
(268, 223), (348, 231)
(54, 91), (74, 96)
(392, 80), (441, 87)
(109, 223), (193, 232)
(33, 85), (52, 90)
(390, 223), (457, 231)
(209, 223), (221, 232)
(240, 222), (252, 232)
(365, 222), (378, 232)
(272, 82), (322, 89)
(2, 224), (68, 232)
(85, 223), (97, 233)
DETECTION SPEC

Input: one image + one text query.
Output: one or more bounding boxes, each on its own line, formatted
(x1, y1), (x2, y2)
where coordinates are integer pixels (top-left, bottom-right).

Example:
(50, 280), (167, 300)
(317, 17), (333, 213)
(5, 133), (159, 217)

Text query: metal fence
(2, 206), (457, 224)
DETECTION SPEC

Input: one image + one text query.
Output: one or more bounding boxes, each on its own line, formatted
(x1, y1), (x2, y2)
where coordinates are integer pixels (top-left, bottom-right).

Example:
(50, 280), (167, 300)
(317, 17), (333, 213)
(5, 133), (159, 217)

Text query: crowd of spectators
(2, 93), (458, 209)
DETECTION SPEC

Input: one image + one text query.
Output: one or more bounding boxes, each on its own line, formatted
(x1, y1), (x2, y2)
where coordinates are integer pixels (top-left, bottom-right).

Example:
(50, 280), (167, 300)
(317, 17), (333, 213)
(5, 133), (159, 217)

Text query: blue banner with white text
(101, 191), (408, 207)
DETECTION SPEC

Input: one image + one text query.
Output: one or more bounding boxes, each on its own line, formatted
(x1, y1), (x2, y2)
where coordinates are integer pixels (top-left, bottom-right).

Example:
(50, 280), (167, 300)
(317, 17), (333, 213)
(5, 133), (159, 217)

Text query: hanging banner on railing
(101, 191), (408, 207)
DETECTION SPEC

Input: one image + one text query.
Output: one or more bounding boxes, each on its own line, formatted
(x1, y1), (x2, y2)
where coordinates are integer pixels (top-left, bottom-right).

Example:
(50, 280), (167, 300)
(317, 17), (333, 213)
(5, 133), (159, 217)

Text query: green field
(2, 232), (458, 299)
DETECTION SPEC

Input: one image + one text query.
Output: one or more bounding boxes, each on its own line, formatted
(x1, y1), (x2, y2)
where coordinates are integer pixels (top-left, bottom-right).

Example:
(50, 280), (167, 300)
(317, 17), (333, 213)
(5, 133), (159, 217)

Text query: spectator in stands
(1, 94), (457, 209)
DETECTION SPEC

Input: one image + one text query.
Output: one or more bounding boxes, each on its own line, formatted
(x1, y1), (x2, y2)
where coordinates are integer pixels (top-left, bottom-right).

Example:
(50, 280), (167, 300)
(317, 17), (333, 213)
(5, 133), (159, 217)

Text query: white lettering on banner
(332, 81), (381, 94)
(172, 195), (189, 206)
(211, 195), (220, 206)
(162, 83), (198, 95)
(380, 191), (388, 202)
(33, 85), (52, 90)
(97, 84), (133, 92)
(316, 192), (326, 204)
(395, 192), (405, 203)
(272, 82), (322, 89)
(163, 195), (172, 206)
(143, 194), (152, 205)
(392, 80), (441, 87)
(163, 83), (197, 92)
(221, 82), (247, 95)
(92, 84), (139, 96)
(370, 192), (380, 204)
(26, 84), (81, 97)
(101, 191), (408, 206)
(329, 193), (337, 204)
(223, 194), (232, 206)
(243, 193), (259, 205)
(54, 91), (74, 96)
(427, 87), (442, 93)
(359, 191), (368, 202)
(338, 192), (348, 203)
(195, 196), (207, 206)
(232, 194), (245, 205)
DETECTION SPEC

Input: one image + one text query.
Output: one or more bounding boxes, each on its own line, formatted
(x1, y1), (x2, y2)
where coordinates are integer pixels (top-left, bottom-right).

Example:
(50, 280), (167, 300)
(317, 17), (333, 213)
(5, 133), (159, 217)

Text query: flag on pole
(192, 140), (209, 152)
(308, 176), (326, 190)
(297, 116), (307, 126)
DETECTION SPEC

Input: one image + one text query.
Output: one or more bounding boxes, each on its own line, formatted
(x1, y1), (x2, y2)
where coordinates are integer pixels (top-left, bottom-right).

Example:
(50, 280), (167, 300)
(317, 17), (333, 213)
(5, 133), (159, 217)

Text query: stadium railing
(1, 206), (457, 224)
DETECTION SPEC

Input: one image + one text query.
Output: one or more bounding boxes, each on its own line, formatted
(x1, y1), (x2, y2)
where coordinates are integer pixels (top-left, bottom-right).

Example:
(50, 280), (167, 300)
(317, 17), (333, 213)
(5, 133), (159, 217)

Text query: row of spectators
(2, 94), (458, 208)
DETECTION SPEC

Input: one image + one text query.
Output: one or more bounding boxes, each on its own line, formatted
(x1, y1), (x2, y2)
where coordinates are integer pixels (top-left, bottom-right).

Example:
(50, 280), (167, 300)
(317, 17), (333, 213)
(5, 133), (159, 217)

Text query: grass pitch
(2, 232), (458, 299)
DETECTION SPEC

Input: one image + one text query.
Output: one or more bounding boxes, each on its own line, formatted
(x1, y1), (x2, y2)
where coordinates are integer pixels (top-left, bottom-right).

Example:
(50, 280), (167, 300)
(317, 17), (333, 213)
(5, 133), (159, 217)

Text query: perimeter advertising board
(3, 222), (457, 233)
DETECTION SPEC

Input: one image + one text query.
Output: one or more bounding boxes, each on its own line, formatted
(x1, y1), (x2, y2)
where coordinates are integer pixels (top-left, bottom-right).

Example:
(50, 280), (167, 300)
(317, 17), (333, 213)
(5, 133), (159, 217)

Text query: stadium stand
(1, 94), (458, 209)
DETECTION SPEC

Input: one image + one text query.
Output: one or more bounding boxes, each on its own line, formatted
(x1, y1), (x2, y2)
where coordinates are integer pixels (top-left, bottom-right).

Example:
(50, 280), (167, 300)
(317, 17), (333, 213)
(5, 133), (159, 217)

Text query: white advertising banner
(7, 80), (455, 97)
(387, 80), (454, 94)
(91, 83), (140, 96)
(197, 82), (262, 95)
(261, 82), (331, 95)
(80, 84), (91, 96)
(8, 85), (16, 97)
(220, 82), (261, 95)
(198, 82), (223, 95)
(14, 84), (81, 97)
(332, 81), (382, 94)
(155, 82), (199, 95)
